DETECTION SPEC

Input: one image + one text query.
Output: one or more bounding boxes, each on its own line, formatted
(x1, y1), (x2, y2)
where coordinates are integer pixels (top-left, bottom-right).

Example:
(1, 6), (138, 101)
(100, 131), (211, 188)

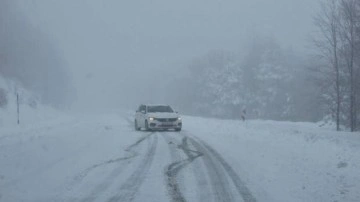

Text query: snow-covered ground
(0, 110), (359, 202)
(185, 117), (360, 202)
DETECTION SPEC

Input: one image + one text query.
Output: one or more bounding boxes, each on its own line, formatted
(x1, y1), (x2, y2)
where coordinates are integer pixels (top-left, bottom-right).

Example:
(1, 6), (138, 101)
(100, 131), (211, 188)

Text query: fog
(3, 0), (319, 117)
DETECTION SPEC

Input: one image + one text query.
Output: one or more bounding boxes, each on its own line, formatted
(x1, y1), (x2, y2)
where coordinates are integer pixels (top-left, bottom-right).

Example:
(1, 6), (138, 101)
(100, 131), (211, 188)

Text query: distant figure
(241, 109), (246, 121)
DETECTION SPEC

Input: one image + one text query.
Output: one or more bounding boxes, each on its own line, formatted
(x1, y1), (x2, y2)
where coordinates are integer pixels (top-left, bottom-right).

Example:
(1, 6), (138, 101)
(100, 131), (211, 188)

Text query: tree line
(167, 36), (322, 122)
(167, 0), (360, 132)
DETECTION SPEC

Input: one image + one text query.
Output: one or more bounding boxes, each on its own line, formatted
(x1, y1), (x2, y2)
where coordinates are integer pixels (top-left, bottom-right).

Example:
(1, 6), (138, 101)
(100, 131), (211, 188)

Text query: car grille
(155, 118), (178, 122)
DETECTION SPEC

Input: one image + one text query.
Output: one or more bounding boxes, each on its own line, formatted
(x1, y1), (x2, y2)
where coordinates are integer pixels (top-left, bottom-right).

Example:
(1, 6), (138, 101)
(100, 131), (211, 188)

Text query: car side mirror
(141, 110), (146, 114)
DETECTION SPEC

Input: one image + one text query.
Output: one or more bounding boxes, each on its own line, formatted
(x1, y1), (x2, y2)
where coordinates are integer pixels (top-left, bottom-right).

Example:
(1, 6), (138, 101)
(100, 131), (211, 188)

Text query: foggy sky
(13, 0), (319, 111)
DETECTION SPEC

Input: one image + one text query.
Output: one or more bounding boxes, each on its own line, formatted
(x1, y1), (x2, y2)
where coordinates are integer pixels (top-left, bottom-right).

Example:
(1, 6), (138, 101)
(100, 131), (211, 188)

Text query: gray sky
(15, 0), (319, 110)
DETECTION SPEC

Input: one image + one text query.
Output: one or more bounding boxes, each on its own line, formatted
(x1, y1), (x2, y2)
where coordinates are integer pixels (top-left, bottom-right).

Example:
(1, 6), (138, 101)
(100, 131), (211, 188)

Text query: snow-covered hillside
(0, 111), (359, 202)
(0, 76), (65, 128)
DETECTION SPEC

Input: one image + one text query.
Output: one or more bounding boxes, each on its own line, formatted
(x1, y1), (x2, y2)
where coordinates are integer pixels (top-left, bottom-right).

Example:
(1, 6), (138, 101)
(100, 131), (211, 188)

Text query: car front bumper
(148, 119), (182, 130)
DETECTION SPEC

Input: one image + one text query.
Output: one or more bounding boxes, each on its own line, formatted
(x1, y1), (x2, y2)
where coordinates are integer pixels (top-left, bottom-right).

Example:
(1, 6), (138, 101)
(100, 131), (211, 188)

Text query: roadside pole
(17, 93), (20, 125)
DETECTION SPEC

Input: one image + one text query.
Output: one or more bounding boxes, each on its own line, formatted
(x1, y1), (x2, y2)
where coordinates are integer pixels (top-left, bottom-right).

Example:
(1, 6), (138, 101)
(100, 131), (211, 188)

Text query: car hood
(147, 112), (179, 119)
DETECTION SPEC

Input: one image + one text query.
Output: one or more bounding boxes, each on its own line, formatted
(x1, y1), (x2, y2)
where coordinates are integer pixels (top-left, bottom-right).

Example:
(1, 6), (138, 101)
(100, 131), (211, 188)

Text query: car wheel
(145, 120), (150, 131)
(134, 120), (140, 131)
(175, 128), (181, 131)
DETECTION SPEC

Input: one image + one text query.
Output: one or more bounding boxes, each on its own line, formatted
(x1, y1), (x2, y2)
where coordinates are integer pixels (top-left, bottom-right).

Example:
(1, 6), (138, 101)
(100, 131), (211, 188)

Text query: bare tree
(313, 0), (342, 130)
(339, 0), (359, 131)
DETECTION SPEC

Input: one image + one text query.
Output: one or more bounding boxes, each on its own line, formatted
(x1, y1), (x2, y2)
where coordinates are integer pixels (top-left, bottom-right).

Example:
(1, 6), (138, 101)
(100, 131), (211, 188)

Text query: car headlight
(149, 117), (154, 121)
(177, 117), (182, 121)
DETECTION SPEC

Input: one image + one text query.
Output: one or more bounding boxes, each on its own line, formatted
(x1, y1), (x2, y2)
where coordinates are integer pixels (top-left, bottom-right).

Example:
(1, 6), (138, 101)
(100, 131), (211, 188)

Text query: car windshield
(147, 105), (174, 113)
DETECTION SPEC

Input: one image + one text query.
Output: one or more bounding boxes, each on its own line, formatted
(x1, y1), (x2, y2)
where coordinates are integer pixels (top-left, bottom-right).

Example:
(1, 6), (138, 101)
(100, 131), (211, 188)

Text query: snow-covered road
(0, 112), (359, 202)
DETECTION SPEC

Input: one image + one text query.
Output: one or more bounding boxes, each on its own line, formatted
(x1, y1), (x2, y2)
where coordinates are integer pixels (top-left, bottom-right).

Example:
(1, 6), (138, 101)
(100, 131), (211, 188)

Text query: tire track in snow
(199, 139), (256, 202)
(162, 134), (203, 202)
(179, 136), (211, 202)
(188, 136), (235, 202)
(186, 132), (257, 202)
(73, 132), (154, 183)
(107, 134), (158, 202)
(63, 132), (154, 202)
(162, 134), (186, 202)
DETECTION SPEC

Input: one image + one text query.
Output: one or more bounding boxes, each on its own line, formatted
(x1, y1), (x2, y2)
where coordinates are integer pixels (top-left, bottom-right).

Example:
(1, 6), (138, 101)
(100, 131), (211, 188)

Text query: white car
(134, 104), (182, 131)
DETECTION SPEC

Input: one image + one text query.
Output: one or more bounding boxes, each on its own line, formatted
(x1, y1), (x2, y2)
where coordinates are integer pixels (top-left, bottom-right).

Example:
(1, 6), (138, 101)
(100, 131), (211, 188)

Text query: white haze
(14, 0), (318, 111)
